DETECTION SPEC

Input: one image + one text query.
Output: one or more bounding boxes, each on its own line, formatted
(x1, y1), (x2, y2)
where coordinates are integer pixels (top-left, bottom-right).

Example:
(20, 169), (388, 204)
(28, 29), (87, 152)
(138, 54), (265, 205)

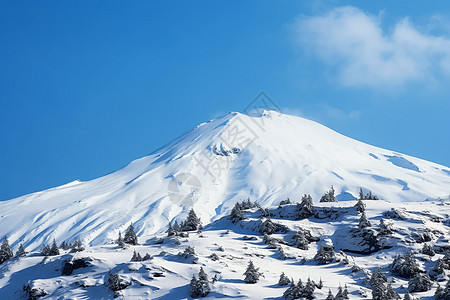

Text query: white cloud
(295, 6), (450, 88)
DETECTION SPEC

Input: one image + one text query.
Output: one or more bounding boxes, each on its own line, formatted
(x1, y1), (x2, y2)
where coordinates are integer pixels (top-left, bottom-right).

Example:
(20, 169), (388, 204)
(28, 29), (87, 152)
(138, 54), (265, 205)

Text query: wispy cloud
(294, 6), (450, 89)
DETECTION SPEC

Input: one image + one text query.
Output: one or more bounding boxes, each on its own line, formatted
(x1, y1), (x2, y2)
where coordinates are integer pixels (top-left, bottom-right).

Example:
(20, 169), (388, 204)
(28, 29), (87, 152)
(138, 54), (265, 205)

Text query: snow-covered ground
(2, 199), (450, 299)
(0, 111), (449, 252)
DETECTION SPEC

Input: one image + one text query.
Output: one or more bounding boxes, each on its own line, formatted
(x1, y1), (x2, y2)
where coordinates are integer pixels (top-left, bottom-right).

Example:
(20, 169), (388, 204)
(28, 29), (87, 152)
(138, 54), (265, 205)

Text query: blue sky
(1, 1), (450, 201)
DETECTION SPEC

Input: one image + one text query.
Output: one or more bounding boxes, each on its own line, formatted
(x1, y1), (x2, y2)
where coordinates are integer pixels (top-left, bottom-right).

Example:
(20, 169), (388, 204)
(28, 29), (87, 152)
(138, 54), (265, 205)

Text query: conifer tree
(15, 243), (26, 257)
(243, 260), (262, 283)
(358, 212), (371, 229)
(124, 223), (138, 245)
(167, 221), (176, 237)
(314, 246), (335, 264)
(408, 273), (432, 292)
(70, 240), (85, 252)
(320, 186), (338, 202)
(230, 203), (244, 223)
(355, 198), (365, 213)
(304, 278), (316, 300)
(181, 209), (201, 231)
(190, 267), (210, 297)
(292, 230), (309, 250)
(278, 272), (291, 286)
(0, 236), (13, 264)
(391, 251), (421, 279)
(359, 188), (364, 200)
(131, 250), (142, 262)
(40, 244), (51, 256)
(106, 270), (130, 291)
(296, 194), (314, 218)
(403, 292), (412, 300)
(49, 239), (60, 256)
(117, 232), (126, 249)
(325, 289), (335, 300)
(421, 243), (435, 256)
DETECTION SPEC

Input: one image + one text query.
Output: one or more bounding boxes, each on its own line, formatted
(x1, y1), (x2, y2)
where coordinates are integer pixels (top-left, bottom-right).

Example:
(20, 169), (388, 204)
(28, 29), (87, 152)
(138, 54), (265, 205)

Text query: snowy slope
(0, 111), (449, 251)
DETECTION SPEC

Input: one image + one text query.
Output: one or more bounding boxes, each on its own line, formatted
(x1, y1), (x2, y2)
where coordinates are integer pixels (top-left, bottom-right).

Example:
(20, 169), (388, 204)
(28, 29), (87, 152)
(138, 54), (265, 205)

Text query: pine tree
(408, 273), (432, 292)
(391, 251), (421, 279)
(370, 269), (388, 300)
(190, 268), (210, 297)
(230, 203), (244, 223)
(379, 218), (394, 235)
(314, 246), (335, 264)
(189, 275), (199, 297)
(70, 240), (85, 252)
(49, 239), (60, 256)
(0, 236), (13, 264)
(243, 260), (262, 283)
(359, 188), (364, 200)
(117, 232), (126, 248)
(355, 198), (365, 213)
(320, 186), (338, 202)
(198, 267), (208, 281)
(303, 278), (316, 300)
(131, 250), (142, 262)
(292, 230), (309, 250)
(167, 221), (176, 237)
(173, 220), (181, 232)
(358, 212), (371, 229)
(142, 253), (153, 261)
(15, 243), (26, 257)
(421, 243), (435, 256)
(278, 272), (291, 286)
(124, 223), (138, 245)
(325, 289), (335, 300)
(386, 283), (400, 300)
(181, 209), (201, 231)
(296, 194), (314, 219)
(40, 244), (51, 256)
(335, 286), (345, 300)
(105, 270), (130, 291)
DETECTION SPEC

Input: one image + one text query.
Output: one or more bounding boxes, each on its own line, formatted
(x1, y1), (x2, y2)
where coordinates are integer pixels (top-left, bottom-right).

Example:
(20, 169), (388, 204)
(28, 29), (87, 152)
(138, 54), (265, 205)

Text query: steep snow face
(0, 111), (449, 250)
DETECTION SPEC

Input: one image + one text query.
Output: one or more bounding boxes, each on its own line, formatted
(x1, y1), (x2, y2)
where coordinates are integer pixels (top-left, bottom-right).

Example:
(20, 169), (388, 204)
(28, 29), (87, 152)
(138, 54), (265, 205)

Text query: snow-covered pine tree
(190, 268), (210, 298)
(315, 278), (323, 289)
(391, 251), (421, 279)
(178, 246), (196, 258)
(278, 272), (291, 286)
(189, 275), (199, 297)
(40, 244), (51, 256)
(379, 218), (394, 235)
(105, 270), (130, 291)
(243, 260), (262, 283)
(292, 230), (309, 250)
(131, 250), (142, 262)
(334, 286), (346, 300)
(167, 221), (176, 237)
(421, 243), (435, 256)
(0, 236), (13, 264)
(320, 186), (338, 202)
(117, 232), (126, 249)
(70, 240), (85, 252)
(124, 223), (138, 245)
(408, 273), (432, 292)
(49, 239), (60, 256)
(314, 246), (335, 264)
(230, 203), (244, 223)
(142, 253), (153, 261)
(60, 241), (71, 250)
(181, 208), (201, 231)
(386, 283), (400, 300)
(355, 198), (365, 213)
(325, 289), (335, 300)
(295, 194), (314, 219)
(173, 220), (181, 232)
(403, 292), (412, 300)
(303, 278), (316, 300)
(370, 269), (389, 300)
(15, 243), (26, 257)
(359, 188), (364, 200)
(198, 267), (208, 281)
(358, 212), (371, 229)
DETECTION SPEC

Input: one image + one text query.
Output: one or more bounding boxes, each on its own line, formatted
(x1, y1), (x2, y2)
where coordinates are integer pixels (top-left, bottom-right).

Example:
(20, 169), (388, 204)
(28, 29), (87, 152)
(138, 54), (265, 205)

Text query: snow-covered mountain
(1, 111), (449, 251)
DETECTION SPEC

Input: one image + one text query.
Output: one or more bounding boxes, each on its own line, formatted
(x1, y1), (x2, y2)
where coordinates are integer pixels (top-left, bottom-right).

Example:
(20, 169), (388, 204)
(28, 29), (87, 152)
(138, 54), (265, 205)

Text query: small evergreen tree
(358, 212), (371, 229)
(124, 223), (138, 245)
(408, 273), (432, 292)
(386, 283), (400, 300)
(117, 232), (126, 248)
(355, 198), (365, 213)
(40, 244), (51, 256)
(320, 186), (337, 202)
(325, 289), (335, 300)
(49, 239), (60, 256)
(181, 208), (202, 231)
(0, 236), (13, 264)
(243, 260), (262, 283)
(292, 230), (309, 250)
(131, 250), (142, 262)
(359, 188), (364, 200)
(15, 243), (26, 257)
(278, 272), (291, 286)
(403, 292), (412, 300)
(303, 278), (316, 300)
(391, 251), (421, 279)
(142, 253), (153, 261)
(167, 221), (176, 237)
(314, 246), (335, 264)
(70, 240), (85, 252)
(178, 246), (196, 258)
(230, 203), (244, 223)
(422, 243), (435, 256)
(190, 268), (210, 297)
(295, 194), (314, 219)
(105, 270), (130, 291)
(379, 218), (394, 235)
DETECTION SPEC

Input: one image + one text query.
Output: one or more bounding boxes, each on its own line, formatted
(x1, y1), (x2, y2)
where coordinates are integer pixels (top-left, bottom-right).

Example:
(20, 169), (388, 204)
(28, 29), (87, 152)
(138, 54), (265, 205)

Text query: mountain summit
(1, 111), (449, 250)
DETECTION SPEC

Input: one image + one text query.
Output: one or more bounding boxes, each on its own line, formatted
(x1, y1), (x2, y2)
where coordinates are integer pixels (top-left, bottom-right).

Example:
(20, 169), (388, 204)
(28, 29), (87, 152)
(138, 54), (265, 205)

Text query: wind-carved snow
(0, 111), (449, 251)
(385, 155), (420, 172)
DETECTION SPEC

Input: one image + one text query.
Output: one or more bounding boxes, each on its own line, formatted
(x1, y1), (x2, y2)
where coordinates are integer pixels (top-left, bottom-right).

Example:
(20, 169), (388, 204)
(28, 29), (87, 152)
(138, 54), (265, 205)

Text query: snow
(0, 111), (449, 252)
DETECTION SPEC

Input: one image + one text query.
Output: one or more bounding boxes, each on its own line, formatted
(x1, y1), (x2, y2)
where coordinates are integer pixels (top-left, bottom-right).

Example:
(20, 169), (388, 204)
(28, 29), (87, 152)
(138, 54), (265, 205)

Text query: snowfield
(0, 110), (450, 299)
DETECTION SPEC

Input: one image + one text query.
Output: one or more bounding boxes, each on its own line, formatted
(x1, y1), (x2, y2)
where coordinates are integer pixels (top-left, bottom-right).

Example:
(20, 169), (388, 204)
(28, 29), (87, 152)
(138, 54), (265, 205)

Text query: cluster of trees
(130, 250), (152, 262)
(283, 278), (318, 300)
(117, 223), (138, 248)
(359, 188), (379, 200)
(167, 209), (202, 237)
